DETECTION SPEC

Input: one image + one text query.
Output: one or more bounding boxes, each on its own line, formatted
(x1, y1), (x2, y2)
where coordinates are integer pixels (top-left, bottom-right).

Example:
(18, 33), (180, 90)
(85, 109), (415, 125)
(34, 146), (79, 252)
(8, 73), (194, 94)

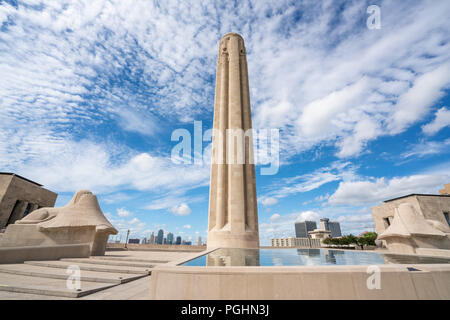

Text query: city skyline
(109, 228), (198, 245)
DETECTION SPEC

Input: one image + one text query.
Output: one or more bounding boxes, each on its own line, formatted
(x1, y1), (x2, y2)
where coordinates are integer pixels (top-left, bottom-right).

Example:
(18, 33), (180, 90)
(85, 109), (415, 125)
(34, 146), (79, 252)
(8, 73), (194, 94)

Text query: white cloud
(182, 224), (191, 229)
(169, 203), (192, 216)
(422, 107), (450, 135)
(101, 192), (134, 204)
(261, 161), (357, 201)
(388, 64), (450, 134)
(129, 217), (140, 225)
(269, 213), (280, 222)
(329, 170), (450, 206)
(116, 207), (132, 217)
(296, 211), (320, 223)
(115, 108), (161, 137)
(335, 213), (375, 235)
(297, 77), (371, 139)
(145, 195), (204, 211)
(261, 197), (278, 206)
(1, 138), (209, 194)
(401, 138), (450, 159)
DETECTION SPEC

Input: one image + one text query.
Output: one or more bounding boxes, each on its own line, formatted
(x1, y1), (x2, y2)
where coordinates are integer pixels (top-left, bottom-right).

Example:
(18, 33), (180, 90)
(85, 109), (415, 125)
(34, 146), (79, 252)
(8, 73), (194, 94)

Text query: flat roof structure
(0, 172), (43, 187)
(383, 193), (450, 203)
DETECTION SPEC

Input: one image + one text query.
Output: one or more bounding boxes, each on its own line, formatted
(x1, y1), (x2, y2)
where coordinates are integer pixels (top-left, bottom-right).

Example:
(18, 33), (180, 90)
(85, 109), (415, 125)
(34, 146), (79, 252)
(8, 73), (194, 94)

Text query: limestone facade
(270, 237), (322, 248)
(440, 183), (450, 195)
(308, 229), (332, 239)
(372, 194), (450, 254)
(0, 173), (57, 229)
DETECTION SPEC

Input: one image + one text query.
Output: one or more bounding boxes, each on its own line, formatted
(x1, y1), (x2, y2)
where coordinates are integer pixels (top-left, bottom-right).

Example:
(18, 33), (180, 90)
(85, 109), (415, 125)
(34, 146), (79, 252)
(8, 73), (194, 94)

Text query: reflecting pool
(180, 248), (450, 266)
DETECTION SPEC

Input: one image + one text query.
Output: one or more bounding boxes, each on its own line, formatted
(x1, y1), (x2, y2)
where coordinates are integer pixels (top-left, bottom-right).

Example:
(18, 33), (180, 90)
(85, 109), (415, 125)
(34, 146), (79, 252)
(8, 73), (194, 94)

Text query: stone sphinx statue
(378, 202), (450, 255)
(0, 190), (117, 256)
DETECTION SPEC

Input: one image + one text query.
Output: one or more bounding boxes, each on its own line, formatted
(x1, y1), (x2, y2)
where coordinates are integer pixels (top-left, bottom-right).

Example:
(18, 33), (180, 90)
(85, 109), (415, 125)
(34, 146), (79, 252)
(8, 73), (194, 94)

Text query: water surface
(180, 248), (450, 266)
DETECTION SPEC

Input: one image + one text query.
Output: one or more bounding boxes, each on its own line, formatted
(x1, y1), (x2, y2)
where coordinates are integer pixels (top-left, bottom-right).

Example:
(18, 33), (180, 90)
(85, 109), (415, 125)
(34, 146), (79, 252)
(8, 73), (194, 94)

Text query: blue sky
(0, 0), (449, 245)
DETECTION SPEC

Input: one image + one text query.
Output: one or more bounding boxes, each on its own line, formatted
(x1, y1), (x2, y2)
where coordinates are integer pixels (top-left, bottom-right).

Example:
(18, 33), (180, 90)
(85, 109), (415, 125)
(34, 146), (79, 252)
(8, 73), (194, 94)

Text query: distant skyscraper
(163, 238), (166, 244)
(167, 232), (174, 244)
(149, 232), (155, 244)
(320, 218), (342, 237)
(157, 229), (164, 244)
(142, 237), (147, 244)
(197, 236), (202, 246)
(295, 221), (317, 238)
(175, 236), (181, 245)
(320, 218), (329, 231)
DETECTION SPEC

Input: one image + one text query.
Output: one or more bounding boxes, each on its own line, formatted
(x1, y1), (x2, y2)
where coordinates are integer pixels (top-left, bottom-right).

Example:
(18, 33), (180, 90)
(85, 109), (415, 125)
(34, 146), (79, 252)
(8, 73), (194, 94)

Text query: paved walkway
(0, 249), (199, 300)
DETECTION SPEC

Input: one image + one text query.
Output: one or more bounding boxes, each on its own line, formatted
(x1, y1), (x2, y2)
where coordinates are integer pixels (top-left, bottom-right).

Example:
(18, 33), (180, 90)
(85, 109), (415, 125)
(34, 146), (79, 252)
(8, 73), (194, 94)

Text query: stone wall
(371, 195), (450, 236)
(149, 264), (450, 299)
(0, 174), (57, 228)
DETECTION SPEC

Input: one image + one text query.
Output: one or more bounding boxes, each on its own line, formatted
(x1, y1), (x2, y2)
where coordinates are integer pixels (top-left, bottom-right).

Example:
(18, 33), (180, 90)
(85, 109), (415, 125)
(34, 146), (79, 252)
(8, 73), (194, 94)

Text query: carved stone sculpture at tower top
(207, 33), (259, 249)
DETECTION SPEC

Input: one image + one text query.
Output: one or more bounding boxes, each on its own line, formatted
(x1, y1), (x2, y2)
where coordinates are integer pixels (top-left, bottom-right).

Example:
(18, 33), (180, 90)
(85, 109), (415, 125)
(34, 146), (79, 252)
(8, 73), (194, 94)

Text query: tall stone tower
(207, 33), (259, 249)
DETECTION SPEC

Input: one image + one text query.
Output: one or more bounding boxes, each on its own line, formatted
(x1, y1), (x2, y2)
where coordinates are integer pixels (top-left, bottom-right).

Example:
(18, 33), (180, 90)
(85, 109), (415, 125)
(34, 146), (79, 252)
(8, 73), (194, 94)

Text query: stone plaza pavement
(0, 249), (199, 300)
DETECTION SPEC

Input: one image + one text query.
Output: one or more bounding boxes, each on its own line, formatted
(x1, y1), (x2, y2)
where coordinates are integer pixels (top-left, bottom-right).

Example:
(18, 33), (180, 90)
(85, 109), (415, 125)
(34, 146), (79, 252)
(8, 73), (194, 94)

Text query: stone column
(207, 33), (259, 249)
(7, 200), (28, 225)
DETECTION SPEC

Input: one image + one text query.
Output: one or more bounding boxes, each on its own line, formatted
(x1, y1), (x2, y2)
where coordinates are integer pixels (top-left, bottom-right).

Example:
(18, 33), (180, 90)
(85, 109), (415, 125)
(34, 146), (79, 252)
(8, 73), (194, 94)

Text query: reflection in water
(182, 248), (450, 267)
(381, 253), (450, 264)
(206, 248), (260, 266)
(297, 249), (320, 256)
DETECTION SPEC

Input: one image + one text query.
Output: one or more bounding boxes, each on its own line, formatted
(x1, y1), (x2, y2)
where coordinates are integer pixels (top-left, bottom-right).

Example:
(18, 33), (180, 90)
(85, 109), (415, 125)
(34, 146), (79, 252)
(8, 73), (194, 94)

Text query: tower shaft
(207, 33), (259, 249)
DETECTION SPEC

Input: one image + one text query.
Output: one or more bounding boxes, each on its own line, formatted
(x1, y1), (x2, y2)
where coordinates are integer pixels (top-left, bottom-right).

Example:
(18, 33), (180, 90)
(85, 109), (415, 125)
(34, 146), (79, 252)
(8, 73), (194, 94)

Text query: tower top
(221, 32), (244, 40)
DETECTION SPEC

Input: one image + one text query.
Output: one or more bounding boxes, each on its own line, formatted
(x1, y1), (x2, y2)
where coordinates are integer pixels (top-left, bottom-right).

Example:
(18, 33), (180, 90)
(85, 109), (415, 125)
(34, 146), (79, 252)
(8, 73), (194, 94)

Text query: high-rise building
(142, 237), (147, 244)
(197, 236), (202, 246)
(157, 229), (164, 245)
(175, 236), (182, 245)
(328, 221), (342, 237)
(149, 232), (155, 244)
(295, 221), (317, 238)
(320, 218), (342, 237)
(163, 238), (166, 244)
(167, 232), (174, 245)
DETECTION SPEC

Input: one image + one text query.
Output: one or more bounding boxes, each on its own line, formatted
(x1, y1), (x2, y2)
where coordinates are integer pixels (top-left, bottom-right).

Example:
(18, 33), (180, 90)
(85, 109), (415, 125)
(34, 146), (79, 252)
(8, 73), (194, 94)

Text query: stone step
(0, 272), (117, 298)
(92, 256), (169, 264)
(24, 260), (151, 275)
(0, 263), (146, 284)
(60, 258), (155, 268)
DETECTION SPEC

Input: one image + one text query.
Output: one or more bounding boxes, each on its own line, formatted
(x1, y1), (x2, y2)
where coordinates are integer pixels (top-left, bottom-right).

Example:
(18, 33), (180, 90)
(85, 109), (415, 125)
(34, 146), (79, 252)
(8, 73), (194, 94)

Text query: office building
(167, 232), (174, 244)
(149, 232), (155, 244)
(295, 221), (317, 238)
(157, 229), (164, 245)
